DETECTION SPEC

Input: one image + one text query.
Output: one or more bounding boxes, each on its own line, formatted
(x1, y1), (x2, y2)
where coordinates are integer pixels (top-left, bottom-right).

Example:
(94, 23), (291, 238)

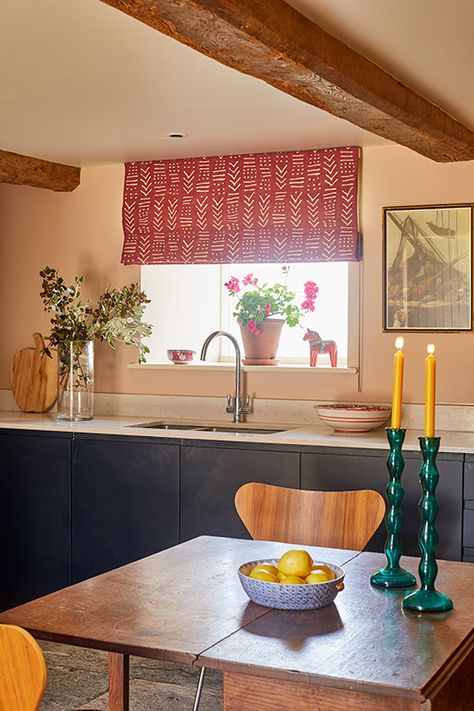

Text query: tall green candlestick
(403, 436), (453, 613)
(371, 428), (416, 588)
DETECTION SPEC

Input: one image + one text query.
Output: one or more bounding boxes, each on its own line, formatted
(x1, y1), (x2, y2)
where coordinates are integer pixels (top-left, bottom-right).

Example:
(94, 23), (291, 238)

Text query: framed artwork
(383, 204), (473, 331)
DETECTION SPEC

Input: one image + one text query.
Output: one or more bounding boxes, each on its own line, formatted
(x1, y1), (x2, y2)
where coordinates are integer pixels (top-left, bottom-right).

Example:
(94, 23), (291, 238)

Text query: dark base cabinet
(302, 448), (464, 561)
(463, 456), (474, 562)
(180, 443), (300, 541)
(0, 431), (71, 609)
(72, 435), (179, 583)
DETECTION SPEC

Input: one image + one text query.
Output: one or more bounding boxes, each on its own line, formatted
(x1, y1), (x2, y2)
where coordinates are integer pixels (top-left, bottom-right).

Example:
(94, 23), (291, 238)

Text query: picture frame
(383, 204), (473, 332)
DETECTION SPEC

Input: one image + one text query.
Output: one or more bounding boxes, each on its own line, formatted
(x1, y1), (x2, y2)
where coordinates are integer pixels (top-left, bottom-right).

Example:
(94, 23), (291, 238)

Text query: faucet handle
(240, 395), (253, 414)
(226, 393), (234, 413)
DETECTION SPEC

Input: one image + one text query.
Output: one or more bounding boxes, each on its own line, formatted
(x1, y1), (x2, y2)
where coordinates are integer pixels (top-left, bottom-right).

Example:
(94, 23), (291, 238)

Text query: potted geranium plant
(40, 267), (152, 421)
(225, 268), (318, 364)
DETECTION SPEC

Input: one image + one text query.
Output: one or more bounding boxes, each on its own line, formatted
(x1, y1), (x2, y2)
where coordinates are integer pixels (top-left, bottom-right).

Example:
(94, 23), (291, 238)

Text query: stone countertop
(0, 411), (472, 453)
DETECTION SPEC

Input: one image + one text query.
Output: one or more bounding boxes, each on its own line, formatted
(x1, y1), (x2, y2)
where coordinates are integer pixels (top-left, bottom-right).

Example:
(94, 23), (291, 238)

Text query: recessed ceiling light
(166, 131), (187, 139)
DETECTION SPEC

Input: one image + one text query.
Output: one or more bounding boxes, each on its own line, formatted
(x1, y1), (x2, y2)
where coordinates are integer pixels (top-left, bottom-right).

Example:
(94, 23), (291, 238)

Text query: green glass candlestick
(403, 436), (453, 613)
(371, 428), (416, 589)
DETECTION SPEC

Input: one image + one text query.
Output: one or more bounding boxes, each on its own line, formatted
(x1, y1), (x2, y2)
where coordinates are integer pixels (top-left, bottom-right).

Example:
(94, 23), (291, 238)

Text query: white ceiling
(0, 0), (473, 166)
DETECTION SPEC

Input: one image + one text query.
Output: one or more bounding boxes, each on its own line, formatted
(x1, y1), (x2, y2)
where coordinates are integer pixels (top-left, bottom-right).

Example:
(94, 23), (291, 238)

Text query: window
(141, 262), (352, 366)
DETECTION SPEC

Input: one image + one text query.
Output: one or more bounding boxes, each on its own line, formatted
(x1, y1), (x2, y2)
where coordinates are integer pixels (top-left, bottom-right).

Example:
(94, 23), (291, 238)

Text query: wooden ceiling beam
(101, 0), (474, 162)
(0, 150), (80, 191)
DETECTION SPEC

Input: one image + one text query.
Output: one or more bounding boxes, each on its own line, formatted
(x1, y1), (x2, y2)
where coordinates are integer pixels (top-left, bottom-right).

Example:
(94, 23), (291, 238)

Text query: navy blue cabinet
(302, 448), (464, 561)
(180, 442), (300, 541)
(72, 435), (179, 582)
(0, 430), (71, 609)
(463, 456), (474, 562)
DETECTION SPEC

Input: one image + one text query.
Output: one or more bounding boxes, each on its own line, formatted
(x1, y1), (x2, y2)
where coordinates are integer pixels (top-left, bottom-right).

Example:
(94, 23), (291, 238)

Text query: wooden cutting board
(10, 333), (58, 412)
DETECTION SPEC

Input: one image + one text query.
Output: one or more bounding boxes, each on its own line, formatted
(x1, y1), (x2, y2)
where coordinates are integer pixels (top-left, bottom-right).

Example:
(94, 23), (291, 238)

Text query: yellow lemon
(278, 550), (313, 578)
(305, 571), (331, 584)
(249, 569), (278, 583)
(281, 575), (306, 585)
(277, 571), (287, 582)
(311, 563), (336, 580)
(250, 563), (279, 577)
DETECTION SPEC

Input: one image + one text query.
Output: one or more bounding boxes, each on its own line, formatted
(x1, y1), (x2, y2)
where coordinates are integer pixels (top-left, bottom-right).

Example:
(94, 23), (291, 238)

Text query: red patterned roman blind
(121, 146), (360, 265)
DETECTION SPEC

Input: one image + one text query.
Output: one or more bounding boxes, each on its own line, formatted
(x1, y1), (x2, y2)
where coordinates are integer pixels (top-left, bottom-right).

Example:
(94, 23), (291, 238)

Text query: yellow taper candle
(391, 337), (404, 429)
(424, 344), (436, 437)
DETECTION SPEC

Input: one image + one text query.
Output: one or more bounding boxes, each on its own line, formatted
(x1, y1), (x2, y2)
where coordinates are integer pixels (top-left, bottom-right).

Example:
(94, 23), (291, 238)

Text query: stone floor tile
(78, 678), (222, 711)
(39, 642), (223, 711)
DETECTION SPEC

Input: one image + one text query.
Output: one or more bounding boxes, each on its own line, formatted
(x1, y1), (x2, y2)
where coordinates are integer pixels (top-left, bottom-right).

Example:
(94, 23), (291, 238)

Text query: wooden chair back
(0, 624), (47, 711)
(235, 483), (386, 550)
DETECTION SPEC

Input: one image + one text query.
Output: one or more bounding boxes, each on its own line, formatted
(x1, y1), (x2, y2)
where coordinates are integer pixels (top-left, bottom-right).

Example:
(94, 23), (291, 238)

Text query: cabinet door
(302, 449), (463, 561)
(180, 443), (300, 541)
(463, 456), (474, 561)
(72, 435), (179, 582)
(0, 431), (71, 609)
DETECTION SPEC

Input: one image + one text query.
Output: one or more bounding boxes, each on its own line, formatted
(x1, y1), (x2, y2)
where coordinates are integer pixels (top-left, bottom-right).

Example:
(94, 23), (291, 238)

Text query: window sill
(127, 362), (357, 374)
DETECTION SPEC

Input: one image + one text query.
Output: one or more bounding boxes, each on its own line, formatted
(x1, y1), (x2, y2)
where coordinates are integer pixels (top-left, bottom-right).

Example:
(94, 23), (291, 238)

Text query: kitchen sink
(126, 421), (283, 434)
(200, 426), (283, 434)
(127, 422), (206, 430)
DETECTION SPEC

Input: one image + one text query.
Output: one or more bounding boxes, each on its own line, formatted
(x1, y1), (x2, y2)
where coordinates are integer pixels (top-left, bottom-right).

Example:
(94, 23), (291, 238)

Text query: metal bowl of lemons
(238, 549), (345, 610)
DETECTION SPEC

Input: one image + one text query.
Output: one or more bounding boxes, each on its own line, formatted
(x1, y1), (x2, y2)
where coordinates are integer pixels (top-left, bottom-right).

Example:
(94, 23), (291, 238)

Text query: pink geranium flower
(246, 319), (257, 331)
(264, 302), (272, 316)
(224, 276), (240, 294)
(243, 273), (258, 286)
(304, 281), (319, 299)
(301, 298), (315, 312)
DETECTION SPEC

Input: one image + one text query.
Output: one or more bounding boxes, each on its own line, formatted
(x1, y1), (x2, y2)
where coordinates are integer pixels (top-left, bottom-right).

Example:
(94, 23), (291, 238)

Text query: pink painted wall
(0, 146), (473, 404)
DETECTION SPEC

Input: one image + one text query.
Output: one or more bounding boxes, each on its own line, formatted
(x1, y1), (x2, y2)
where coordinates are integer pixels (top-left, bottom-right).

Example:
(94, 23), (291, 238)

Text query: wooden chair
(235, 483), (386, 550)
(0, 624), (46, 711)
(0, 624), (100, 711)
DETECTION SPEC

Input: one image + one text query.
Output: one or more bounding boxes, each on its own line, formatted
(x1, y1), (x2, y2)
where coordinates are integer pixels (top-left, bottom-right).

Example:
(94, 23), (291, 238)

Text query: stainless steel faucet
(200, 330), (252, 423)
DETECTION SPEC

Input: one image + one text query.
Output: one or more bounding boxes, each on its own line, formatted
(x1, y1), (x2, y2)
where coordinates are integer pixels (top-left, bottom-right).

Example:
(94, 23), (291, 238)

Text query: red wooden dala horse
(303, 329), (338, 367)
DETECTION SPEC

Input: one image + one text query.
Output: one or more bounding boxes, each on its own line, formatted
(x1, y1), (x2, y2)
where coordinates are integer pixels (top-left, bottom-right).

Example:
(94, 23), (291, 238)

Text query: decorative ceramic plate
(317, 404), (391, 433)
(238, 559), (345, 610)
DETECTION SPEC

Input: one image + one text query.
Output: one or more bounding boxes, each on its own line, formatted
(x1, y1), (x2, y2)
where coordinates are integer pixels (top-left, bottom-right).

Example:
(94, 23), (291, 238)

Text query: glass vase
(57, 340), (94, 421)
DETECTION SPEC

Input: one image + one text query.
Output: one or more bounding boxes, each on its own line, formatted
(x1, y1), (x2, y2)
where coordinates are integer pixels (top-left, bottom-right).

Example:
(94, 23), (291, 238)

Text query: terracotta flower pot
(239, 318), (285, 365)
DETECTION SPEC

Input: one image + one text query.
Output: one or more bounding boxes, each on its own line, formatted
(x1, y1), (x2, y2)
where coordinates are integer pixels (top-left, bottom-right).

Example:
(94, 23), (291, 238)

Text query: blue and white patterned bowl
(238, 558), (345, 610)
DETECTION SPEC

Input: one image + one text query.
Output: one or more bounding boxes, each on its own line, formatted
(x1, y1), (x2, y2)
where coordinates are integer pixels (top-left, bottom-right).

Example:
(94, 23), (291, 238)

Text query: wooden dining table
(0, 535), (473, 710)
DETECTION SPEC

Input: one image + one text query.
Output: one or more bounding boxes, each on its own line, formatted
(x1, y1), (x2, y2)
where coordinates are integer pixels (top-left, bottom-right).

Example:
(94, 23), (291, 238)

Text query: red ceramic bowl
(167, 349), (196, 364)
